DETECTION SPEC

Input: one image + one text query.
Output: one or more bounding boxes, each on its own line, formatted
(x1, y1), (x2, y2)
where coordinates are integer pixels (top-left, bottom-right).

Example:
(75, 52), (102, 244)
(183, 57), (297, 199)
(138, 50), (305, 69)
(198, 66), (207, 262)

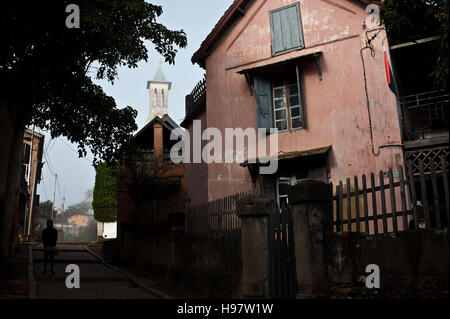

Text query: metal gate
(267, 202), (297, 298)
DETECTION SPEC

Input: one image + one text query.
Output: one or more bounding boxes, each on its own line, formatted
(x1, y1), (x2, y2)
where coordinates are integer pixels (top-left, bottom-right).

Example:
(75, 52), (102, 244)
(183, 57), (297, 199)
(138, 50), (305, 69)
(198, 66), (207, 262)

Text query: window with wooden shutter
(254, 76), (273, 132)
(270, 3), (304, 56)
(272, 65), (305, 131)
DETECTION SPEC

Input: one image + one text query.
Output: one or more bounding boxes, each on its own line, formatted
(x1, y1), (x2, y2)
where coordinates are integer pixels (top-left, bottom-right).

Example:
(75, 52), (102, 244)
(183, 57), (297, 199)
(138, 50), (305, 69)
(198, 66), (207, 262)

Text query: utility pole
(62, 189), (65, 212)
(62, 189), (66, 242)
(51, 174), (57, 220)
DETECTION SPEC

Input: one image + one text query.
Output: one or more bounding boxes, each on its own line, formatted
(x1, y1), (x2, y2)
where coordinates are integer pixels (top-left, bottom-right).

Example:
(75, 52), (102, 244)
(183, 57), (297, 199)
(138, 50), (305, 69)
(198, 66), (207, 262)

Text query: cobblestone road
(33, 244), (158, 299)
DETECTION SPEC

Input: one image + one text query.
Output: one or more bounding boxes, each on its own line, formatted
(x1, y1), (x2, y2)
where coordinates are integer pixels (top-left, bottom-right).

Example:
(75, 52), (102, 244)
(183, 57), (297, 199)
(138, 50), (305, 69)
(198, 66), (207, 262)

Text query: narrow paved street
(33, 244), (158, 299)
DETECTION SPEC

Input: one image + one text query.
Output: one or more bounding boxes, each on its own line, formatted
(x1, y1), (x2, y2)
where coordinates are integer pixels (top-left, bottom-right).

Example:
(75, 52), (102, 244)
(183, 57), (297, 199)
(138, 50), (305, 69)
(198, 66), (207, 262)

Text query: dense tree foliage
(92, 162), (117, 223)
(0, 0), (187, 164)
(60, 200), (91, 219)
(381, 0), (448, 88)
(37, 200), (55, 220)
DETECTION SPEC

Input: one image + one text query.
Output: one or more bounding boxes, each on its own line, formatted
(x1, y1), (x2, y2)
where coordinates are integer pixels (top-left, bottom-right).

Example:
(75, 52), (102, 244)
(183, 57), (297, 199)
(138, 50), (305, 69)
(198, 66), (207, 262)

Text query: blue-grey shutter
(270, 3), (304, 55)
(254, 76), (273, 132)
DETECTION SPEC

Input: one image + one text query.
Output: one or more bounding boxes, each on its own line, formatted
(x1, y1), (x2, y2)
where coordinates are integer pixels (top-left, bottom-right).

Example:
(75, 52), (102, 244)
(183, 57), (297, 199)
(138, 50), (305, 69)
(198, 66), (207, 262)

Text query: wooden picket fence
(332, 156), (449, 234)
(186, 188), (261, 233)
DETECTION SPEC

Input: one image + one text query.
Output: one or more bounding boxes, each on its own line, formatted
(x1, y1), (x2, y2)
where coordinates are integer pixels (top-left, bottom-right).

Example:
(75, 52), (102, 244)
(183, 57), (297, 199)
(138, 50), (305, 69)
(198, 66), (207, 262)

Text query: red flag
(384, 47), (397, 95)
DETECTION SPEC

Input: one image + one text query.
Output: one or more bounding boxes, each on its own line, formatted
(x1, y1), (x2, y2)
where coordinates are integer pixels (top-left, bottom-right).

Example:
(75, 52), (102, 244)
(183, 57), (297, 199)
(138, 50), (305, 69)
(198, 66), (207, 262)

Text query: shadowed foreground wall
(318, 229), (448, 299)
(290, 179), (448, 299)
(326, 229), (449, 298)
(118, 222), (242, 298)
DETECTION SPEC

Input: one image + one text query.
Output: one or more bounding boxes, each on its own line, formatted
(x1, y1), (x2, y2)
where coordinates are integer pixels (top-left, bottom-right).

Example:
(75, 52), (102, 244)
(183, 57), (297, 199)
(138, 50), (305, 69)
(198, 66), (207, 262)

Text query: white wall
(102, 221), (117, 239)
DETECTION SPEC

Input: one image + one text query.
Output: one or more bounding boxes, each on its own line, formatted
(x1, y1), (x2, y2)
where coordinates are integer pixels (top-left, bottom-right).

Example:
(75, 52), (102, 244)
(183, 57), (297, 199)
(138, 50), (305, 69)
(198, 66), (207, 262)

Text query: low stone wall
(289, 179), (448, 299)
(326, 229), (449, 298)
(118, 222), (242, 298)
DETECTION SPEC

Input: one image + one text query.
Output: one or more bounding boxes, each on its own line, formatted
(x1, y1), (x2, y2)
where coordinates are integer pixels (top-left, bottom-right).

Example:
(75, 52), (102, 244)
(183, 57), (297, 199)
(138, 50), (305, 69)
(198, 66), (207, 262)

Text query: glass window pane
(275, 109), (286, 120)
(274, 87), (285, 98)
(292, 117), (302, 128)
(273, 79), (284, 87)
(291, 107), (300, 118)
(289, 95), (299, 106)
(289, 83), (298, 95)
(276, 120), (287, 131)
(274, 98), (286, 109)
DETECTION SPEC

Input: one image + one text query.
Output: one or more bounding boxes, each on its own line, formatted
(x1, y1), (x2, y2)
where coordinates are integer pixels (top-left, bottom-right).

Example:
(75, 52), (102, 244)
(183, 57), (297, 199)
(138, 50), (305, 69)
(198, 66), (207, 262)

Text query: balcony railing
(185, 75), (206, 119)
(400, 90), (449, 140)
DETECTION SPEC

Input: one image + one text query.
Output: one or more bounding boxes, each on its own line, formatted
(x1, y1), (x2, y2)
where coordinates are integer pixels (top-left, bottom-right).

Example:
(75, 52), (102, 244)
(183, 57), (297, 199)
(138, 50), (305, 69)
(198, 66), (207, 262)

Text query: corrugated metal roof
(241, 145), (331, 166)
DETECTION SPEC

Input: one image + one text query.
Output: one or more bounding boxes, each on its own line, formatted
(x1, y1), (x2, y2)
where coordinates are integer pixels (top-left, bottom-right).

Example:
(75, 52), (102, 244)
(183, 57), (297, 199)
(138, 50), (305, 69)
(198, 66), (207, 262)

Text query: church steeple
(153, 65), (168, 83)
(146, 64), (172, 124)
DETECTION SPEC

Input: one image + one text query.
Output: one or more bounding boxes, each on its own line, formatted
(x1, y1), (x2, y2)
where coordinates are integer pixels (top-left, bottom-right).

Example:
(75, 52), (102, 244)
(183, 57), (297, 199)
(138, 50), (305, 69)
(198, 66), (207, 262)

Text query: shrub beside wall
(93, 162), (117, 223)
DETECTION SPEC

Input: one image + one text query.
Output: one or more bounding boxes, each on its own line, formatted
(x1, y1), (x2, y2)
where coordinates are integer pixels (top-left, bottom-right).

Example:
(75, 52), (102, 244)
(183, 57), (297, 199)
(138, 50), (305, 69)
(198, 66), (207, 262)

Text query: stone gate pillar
(236, 195), (272, 298)
(288, 179), (333, 298)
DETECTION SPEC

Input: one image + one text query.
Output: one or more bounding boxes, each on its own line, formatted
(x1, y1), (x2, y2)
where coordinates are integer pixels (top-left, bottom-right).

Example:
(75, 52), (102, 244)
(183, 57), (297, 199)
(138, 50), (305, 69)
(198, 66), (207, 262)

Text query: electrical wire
(58, 138), (93, 163)
(56, 177), (63, 208)
(37, 129), (60, 210)
(47, 139), (56, 157)
(41, 176), (49, 201)
(360, 46), (379, 156)
(43, 151), (57, 177)
(360, 28), (385, 156)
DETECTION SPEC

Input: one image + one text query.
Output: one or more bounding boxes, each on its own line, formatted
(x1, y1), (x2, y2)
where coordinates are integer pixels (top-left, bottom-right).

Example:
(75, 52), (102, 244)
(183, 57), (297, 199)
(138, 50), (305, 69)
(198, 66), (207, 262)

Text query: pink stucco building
(182, 0), (406, 209)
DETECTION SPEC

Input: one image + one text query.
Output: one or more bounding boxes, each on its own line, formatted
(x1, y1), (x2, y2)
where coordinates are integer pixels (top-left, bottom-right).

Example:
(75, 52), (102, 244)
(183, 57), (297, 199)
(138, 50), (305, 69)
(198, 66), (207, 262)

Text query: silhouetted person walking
(42, 219), (58, 275)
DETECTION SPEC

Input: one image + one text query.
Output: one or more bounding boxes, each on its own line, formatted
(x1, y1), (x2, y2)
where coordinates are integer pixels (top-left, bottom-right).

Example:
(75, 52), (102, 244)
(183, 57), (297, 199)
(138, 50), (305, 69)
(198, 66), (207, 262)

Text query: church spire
(146, 63), (171, 124)
(153, 64), (168, 83)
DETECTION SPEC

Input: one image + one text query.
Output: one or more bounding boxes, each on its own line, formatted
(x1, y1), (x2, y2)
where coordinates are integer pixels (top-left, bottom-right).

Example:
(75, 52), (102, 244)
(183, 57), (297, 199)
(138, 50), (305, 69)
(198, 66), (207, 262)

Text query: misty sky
(37, 0), (233, 208)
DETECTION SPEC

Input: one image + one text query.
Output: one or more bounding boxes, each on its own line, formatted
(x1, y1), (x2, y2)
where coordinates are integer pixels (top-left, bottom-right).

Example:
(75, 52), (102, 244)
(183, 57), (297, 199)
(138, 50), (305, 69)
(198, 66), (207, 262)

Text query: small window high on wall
(154, 89), (157, 107)
(161, 89), (165, 107)
(270, 3), (305, 56)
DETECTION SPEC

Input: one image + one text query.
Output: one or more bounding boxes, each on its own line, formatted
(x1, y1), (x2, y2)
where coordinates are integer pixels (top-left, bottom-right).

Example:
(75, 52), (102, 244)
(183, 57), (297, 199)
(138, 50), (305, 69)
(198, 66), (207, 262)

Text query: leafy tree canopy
(37, 200), (54, 220)
(0, 0), (187, 164)
(381, 0), (448, 88)
(63, 201), (92, 217)
(92, 162), (117, 222)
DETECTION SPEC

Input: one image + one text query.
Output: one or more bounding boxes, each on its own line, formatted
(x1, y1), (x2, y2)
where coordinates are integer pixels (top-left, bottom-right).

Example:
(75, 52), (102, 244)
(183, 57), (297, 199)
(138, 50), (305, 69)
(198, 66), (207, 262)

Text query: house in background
(16, 129), (44, 241)
(182, 0), (404, 212)
(68, 214), (89, 228)
(117, 66), (185, 239)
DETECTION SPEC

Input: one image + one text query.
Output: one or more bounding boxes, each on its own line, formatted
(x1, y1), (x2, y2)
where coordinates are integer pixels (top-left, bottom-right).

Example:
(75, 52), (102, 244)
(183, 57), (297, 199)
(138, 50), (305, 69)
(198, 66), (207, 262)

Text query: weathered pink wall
(184, 109), (209, 206)
(193, 0), (404, 203)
